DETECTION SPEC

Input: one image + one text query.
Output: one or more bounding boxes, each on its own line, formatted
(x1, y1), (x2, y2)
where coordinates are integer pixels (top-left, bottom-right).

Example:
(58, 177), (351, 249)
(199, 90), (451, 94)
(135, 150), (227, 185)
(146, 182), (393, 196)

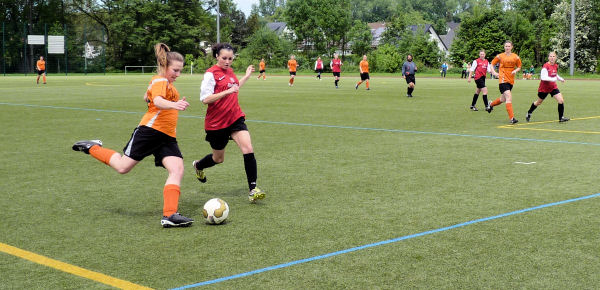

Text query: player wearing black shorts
(402, 54), (417, 97)
(467, 50), (491, 111)
(525, 52), (569, 122)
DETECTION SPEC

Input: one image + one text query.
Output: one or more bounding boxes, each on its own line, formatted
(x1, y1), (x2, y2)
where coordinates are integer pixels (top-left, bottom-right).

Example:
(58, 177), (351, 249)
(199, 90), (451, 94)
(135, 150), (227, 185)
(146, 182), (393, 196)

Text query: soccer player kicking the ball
(488, 41), (522, 124)
(73, 43), (194, 228)
(525, 51), (569, 123)
(193, 43), (266, 203)
(467, 50), (491, 111)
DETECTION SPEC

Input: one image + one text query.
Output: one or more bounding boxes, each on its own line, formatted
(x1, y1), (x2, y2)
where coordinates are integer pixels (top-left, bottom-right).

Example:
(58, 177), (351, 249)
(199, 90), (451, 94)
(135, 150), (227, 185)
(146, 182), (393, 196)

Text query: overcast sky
(233, 0), (258, 17)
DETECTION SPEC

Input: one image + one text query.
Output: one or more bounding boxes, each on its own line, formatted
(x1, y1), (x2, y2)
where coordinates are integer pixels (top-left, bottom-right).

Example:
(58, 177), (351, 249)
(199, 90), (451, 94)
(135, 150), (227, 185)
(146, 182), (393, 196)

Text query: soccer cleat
(161, 213), (193, 228)
(192, 160), (207, 183)
(559, 117), (570, 122)
(355, 84), (359, 90)
(485, 105), (493, 113)
(526, 113), (531, 122)
(470, 106), (478, 111)
(510, 118), (519, 124)
(248, 187), (266, 203)
(366, 88), (370, 90)
(335, 86), (339, 89)
(72, 140), (103, 154)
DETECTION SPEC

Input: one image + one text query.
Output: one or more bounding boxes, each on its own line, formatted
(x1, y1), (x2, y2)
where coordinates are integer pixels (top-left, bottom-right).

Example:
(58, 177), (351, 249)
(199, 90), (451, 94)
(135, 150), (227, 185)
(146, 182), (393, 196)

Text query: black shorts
(405, 74), (415, 84)
(360, 73), (370, 81)
(333, 72), (341, 77)
(289, 71), (296, 76)
(315, 69), (323, 73)
(538, 89), (560, 99)
(37, 70), (45, 75)
(205, 117), (248, 150)
(123, 126), (182, 167)
(259, 70), (265, 73)
(475, 77), (486, 89)
(499, 83), (513, 94)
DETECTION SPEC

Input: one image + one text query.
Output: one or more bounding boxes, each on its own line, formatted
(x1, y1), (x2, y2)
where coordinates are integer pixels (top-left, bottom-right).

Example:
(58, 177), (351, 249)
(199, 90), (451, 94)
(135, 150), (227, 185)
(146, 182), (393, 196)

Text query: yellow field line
(498, 115), (600, 134)
(0, 242), (153, 290)
(85, 82), (124, 87)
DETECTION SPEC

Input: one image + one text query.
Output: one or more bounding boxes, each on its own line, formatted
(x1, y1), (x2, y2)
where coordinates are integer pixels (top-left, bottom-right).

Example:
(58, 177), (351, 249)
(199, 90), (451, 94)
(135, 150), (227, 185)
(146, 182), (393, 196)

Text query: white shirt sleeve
(330, 61), (333, 68)
(556, 74), (564, 82)
(200, 72), (216, 101)
(540, 68), (556, 82)
(470, 60), (477, 72)
(315, 61), (317, 70)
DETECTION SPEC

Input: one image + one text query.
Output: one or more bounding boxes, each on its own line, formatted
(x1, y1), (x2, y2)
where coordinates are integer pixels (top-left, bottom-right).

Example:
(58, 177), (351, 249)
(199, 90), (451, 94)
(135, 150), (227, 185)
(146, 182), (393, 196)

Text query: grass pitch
(1, 73), (599, 289)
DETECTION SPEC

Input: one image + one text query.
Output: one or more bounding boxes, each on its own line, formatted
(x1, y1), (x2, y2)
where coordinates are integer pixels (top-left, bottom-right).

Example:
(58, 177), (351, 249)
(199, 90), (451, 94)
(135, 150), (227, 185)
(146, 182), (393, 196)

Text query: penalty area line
(171, 192), (600, 289)
(0, 242), (152, 289)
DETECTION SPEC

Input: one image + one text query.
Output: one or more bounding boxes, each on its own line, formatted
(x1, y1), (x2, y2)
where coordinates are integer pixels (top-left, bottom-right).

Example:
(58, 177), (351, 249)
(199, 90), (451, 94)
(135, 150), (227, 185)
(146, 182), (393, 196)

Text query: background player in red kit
(330, 53), (343, 88)
(193, 43), (266, 203)
(525, 51), (569, 122)
(467, 50), (491, 111)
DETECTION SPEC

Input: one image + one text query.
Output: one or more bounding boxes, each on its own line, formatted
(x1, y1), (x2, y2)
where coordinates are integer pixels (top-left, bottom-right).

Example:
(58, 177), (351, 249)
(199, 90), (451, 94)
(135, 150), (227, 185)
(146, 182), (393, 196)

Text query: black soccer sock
(483, 95), (489, 107)
(243, 153), (257, 190)
(528, 102), (538, 114)
(195, 154), (218, 170)
(558, 103), (564, 119)
(335, 79), (339, 86)
(408, 87), (414, 95)
(471, 93), (479, 106)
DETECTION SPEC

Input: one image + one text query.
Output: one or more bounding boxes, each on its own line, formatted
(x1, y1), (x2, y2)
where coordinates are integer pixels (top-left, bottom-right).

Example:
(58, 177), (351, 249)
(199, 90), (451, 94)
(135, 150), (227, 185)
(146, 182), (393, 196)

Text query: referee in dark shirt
(402, 54), (417, 97)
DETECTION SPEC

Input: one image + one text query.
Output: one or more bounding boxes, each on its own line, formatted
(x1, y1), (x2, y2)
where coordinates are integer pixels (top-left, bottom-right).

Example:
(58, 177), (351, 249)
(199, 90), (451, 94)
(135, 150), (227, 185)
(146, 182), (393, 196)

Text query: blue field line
(3, 102), (600, 146)
(171, 192), (600, 289)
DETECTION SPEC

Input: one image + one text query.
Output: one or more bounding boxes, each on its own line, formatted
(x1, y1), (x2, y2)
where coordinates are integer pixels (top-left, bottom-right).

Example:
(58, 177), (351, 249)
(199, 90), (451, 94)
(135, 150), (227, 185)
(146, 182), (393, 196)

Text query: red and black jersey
(472, 58), (489, 80)
(331, 59), (342, 73)
(203, 65), (245, 131)
(538, 62), (559, 93)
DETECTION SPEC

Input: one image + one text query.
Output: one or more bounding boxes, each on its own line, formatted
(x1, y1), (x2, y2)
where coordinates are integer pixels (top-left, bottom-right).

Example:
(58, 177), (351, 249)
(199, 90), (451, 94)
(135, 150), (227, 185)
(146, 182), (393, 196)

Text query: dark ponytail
(212, 43), (234, 58)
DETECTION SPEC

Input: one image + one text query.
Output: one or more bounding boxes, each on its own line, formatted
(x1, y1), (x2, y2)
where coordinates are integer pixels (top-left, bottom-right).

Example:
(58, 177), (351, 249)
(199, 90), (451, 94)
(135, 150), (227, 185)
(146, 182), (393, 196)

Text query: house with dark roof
(368, 22), (459, 56)
(266, 22), (294, 38)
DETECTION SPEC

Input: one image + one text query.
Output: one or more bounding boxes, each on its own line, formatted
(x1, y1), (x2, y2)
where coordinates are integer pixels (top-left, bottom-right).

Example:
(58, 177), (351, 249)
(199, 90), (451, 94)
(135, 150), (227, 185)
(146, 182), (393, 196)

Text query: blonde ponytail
(154, 43), (183, 74)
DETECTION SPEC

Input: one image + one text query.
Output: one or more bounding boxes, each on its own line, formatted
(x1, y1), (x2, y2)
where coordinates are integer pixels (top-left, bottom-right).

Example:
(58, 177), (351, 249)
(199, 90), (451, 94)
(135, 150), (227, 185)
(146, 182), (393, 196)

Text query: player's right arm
(490, 56), (500, 77)
(467, 60), (477, 82)
(200, 72), (237, 105)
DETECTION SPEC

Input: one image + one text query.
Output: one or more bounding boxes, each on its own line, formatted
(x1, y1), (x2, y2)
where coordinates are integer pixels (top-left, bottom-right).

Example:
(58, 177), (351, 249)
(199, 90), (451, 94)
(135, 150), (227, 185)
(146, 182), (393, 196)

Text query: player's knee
(213, 155), (225, 164)
(115, 167), (132, 174)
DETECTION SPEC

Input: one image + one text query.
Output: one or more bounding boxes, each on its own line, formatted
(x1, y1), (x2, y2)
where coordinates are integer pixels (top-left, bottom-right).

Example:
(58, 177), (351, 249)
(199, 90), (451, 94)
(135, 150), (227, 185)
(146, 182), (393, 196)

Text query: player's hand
(245, 65), (255, 77)
(467, 77), (471, 83)
(511, 70), (517, 75)
(560, 79), (565, 83)
(229, 84), (240, 94)
(173, 97), (190, 111)
(144, 92), (150, 103)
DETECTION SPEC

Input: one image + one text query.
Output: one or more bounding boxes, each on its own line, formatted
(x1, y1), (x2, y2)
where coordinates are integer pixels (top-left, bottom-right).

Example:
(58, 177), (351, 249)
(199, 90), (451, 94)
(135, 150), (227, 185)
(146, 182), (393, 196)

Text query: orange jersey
(259, 61), (265, 70)
(491, 53), (521, 85)
(139, 75), (180, 137)
(359, 60), (369, 73)
(36, 60), (46, 71)
(287, 59), (297, 72)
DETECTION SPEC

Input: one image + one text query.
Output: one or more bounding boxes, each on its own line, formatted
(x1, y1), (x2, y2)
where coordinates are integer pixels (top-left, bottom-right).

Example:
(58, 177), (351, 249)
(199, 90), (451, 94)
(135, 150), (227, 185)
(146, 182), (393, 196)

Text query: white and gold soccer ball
(202, 198), (229, 224)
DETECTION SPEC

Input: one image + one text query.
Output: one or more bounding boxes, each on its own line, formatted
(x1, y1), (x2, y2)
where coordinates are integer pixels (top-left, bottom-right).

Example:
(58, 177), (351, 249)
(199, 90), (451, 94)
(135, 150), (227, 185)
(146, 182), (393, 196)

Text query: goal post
(124, 66), (157, 75)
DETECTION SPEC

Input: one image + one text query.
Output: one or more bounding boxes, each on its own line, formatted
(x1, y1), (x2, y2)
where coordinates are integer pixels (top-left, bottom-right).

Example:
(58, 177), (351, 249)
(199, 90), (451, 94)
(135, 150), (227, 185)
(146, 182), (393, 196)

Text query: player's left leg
(231, 130), (265, 202)
(503, 90), (517, 124)
(161, 156), (193, 227)
(554, 93), (569, 122)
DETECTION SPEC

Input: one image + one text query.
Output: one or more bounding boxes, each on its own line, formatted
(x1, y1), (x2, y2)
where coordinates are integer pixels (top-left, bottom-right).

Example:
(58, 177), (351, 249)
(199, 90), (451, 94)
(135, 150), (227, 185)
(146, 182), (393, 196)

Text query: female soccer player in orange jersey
(287, 55), (297, 86)
(488, 41), (522, 124)
(72, 43), (193, 228)
(355, 55), (370, 90)
(36, 56), (46, 84)
(257, 58), (266, 80)
(525, 52), (569, 123)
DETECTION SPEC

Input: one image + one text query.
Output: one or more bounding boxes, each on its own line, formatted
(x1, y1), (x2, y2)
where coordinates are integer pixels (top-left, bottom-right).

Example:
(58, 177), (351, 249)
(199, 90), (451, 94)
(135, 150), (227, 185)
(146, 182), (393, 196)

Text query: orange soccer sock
(506, 103), (514, 119)
(43, 75), (46, 83)
(89, 145), (117, 166)
(490, 98), (502, 107)
(163, 184), (180, 217)
(289, 77), (294, 85)
(366, 80), (370, 89)
(357, 81), (362, 87)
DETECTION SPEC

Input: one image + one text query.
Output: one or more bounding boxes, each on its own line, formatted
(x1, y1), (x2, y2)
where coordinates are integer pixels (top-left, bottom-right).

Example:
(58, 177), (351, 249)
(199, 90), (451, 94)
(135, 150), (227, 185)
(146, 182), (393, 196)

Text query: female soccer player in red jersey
(467, 50), (491, 111)
(330, 53), (343, 88)
(525, 52), (569, 122)
(72, 43), (193, 228)
(488, 41), (522, 124)
(193, 43), (266, 203)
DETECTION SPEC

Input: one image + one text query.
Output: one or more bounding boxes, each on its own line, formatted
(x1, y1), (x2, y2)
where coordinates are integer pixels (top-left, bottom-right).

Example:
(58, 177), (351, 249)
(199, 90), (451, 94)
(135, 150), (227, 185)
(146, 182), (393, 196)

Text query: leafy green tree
(347, 20), (372, 56)
(372, 43), (403, 72)
(241, 26), (293, 68)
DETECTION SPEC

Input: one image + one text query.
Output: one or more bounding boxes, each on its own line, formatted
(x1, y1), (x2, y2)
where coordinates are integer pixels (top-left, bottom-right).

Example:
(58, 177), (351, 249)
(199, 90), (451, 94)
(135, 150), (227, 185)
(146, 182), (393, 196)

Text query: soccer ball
(202, 198), (229, 224)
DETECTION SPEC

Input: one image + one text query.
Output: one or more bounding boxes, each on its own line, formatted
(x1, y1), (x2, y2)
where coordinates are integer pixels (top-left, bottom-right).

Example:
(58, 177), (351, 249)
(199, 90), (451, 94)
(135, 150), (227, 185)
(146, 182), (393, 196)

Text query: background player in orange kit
(257, 58), (266, 80)
(287, 55), (297, 86)
(488, 41), (522, 124)
(36, 56), (46, 84)
(355, 55), (370, 90)
(72, 43), (193, 228)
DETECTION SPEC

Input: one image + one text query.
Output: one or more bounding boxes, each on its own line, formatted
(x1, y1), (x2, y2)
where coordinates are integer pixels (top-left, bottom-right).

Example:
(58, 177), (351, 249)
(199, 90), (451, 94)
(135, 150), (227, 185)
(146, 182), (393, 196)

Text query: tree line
(1, 0), (598, 73)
